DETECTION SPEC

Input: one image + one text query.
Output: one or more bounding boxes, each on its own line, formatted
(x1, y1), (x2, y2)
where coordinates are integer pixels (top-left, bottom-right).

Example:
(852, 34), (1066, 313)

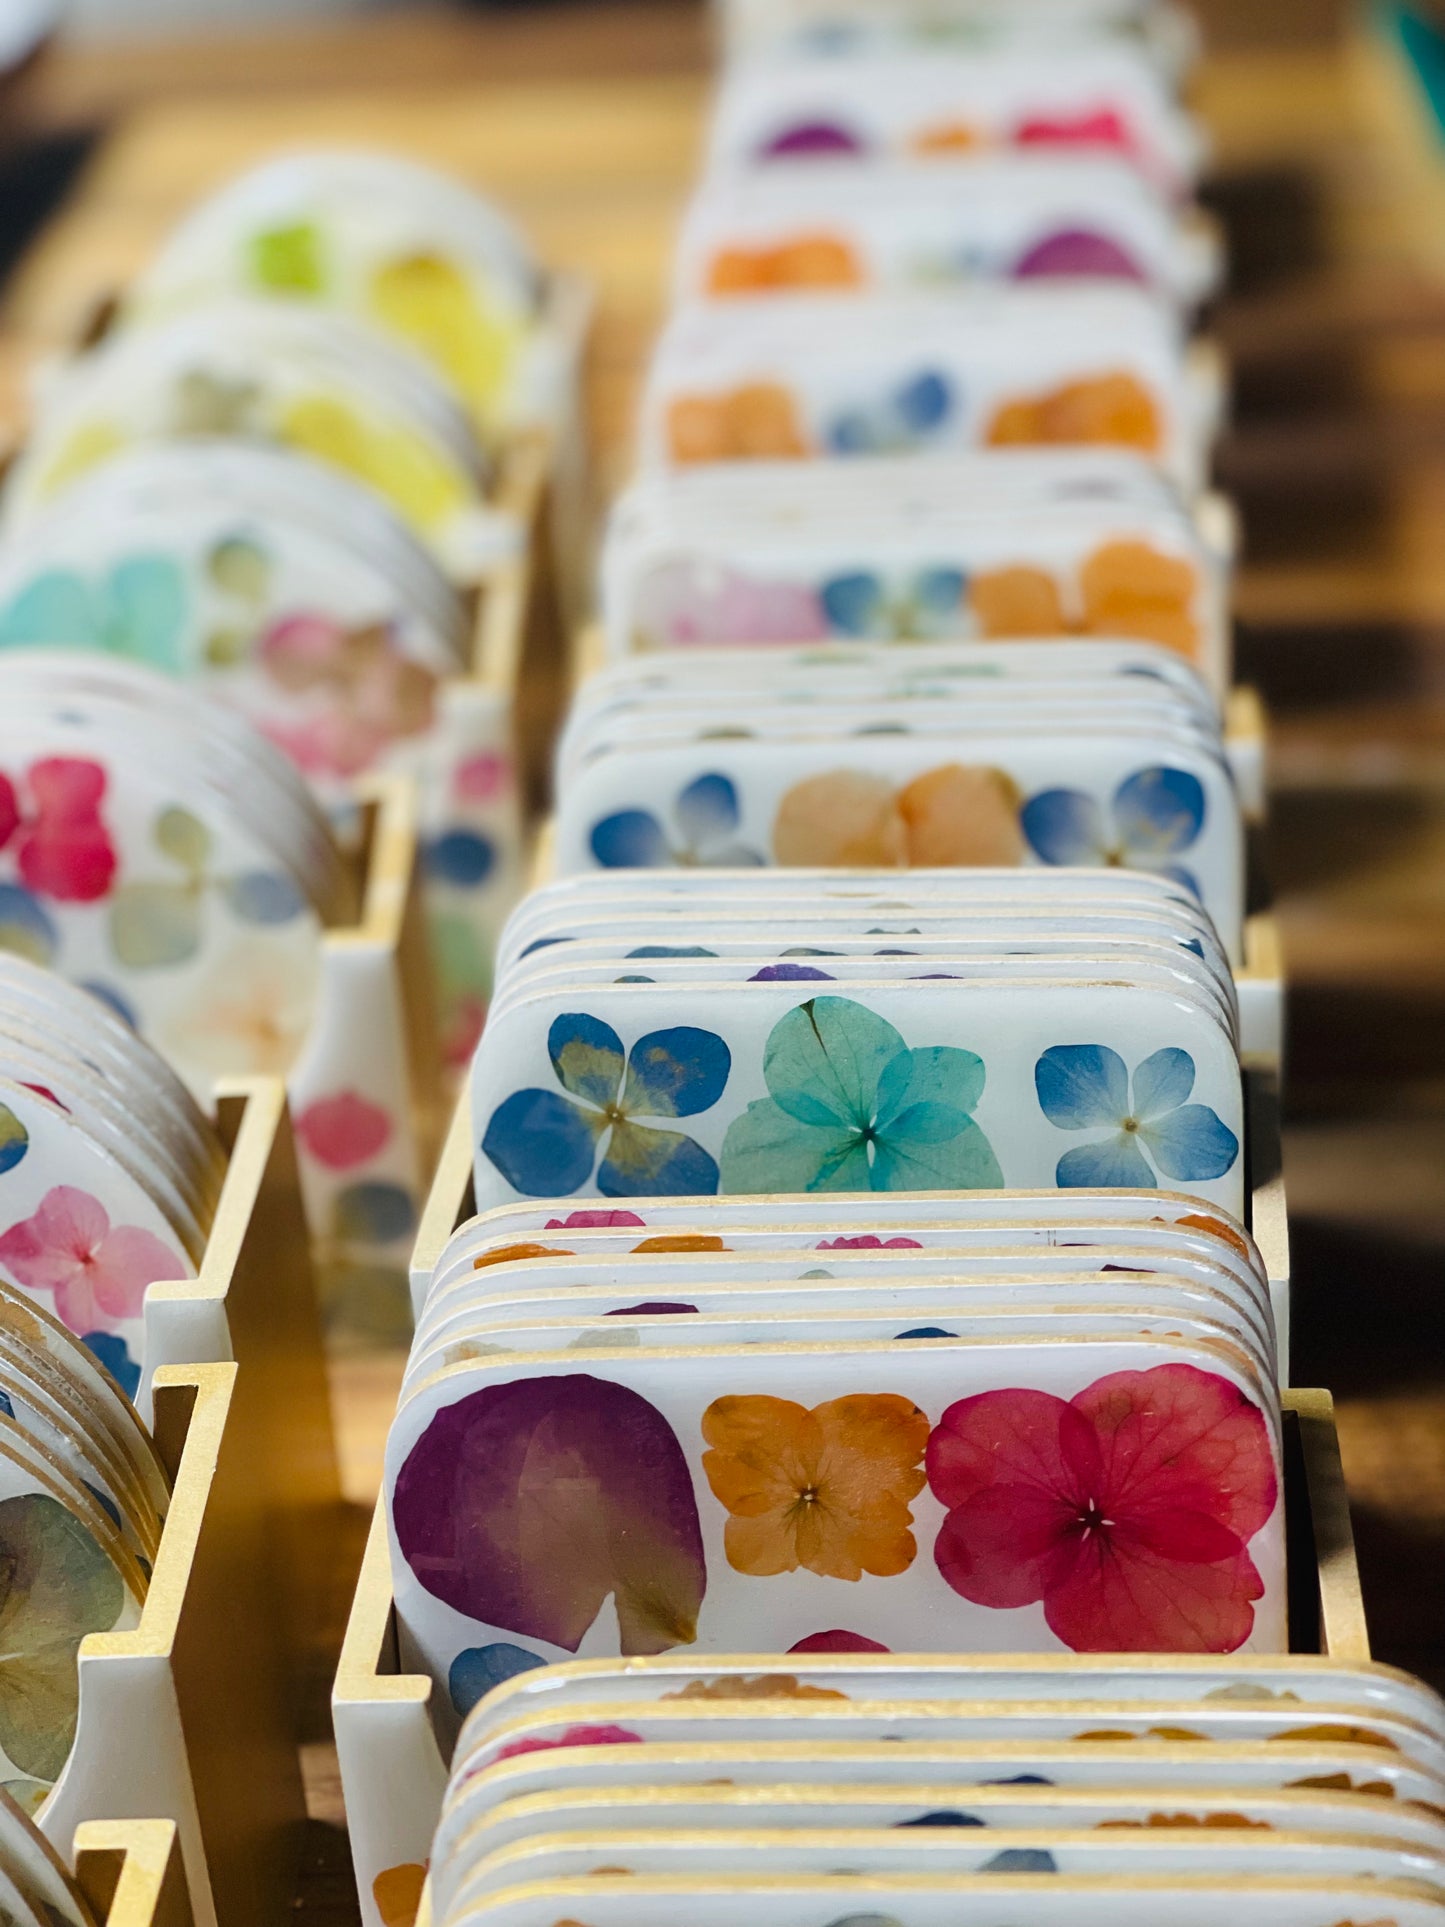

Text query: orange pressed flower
(708, 235), (864, 295)
(663, 1673), (849, 1701)
(773, 769), (909, 867)
(971, 566), (1069, 638)
(1175, 1212), (1253, 1261)
(372, 1865), (426, 1927)
(986, 372), (1163, 455)
(631, 1233), (730, 1253)
(771, 765), (1023, 868)
(701, 1391), (929, 1580)
(896, 764), (1024, 865)
(1080, 538), (1201, 658)
(667, 384), (810, 464)
(474, 1242), (573, 1269)
(913, 120), (985, 154)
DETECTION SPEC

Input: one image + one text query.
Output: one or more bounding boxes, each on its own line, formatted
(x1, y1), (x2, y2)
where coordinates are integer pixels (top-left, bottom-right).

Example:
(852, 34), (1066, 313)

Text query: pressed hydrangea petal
(911, 568), (968, 637)
(1056, 1135), (1157, 1189)
(391, 1373), (706, 1654)
(1140, 1104), (1240, 1183)
(820, 573), (888, 639)
(1113, 766), (1206, 860)
(760, 121), (865, 157)
(1072, 1364), (1279, 1548)
(1042, 1515), (1264, 1654)
(480, 1089), (602, 1196)
(1131, 1046), (1196, 1120)
(761, 995), (904, 1128)
(108, 556), (187, 671)
(828, 409), (878, 456)
(720, 1100), (867, 1195)
(1020, 788), (1105, 866)
(673, 772), (742, 848)
(600, 1121), (719, 1197)
(0, 570), (98, 649)
(698, 841), (765, 867)
(1014, 229), (1144, 282)
(772, 769), (908, 866)
(590, 809), (671, 868)
(895, 372), (953, 435)
(548, 1012), (626, 1110)
(447, 1643), (545, 1718)
(1034, 1043), (1129, 1128)
(0, 886), (56, 967)
(876, 1044), (986, 1129)
(87, 1225), (183, 1320)
(872, 1116), (1003, 1192)
(620, 1026), (731, 1119)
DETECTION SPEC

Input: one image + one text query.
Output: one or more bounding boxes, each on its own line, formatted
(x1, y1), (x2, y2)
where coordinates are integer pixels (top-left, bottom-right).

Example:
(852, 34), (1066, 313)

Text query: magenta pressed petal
(1014, 229), (1146, 282)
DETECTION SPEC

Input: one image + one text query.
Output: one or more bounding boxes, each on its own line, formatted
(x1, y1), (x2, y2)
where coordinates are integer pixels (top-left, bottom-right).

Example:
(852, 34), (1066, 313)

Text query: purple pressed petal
(392, 1374), (706, 1655)
(1014, 229), (1146, 282)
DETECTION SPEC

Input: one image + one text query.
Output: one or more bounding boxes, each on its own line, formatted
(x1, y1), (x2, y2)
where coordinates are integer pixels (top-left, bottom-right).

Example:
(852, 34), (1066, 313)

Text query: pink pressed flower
(295, 1090), (393, 1171)
(441, 993), (487, 1072)
(817, 1235), (924, 1250)
(453, 752), (513, 805)
(16, 759), (118, 903)
(789, 1630), (892, 1654)
(635, 562), (829, 648)
(926, 1363), (1278, 1654)
(494, 1723), (642, 1762)
(0, 1185), (183, 1332)
(262, 714), (392, 782)
(543, 1209), (648, 1230)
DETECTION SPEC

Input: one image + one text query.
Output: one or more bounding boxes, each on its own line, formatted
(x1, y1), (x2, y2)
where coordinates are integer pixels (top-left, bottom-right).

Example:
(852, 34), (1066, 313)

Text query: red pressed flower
(926, 1363), (1278, 1654)
(494, 1723), (642, 1761)
(789, 1630), (891, 1654)
(17, 759), (117, 902)
(1015, 108), (1137, 158)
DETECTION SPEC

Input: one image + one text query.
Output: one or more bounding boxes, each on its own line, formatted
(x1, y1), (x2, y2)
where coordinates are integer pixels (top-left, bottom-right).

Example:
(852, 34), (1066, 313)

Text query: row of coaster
(387, 1185), (1280, 1710)
(0, 1253), (172, 1804)
(0, 145), (563, 1065)
(599, 451), (1232, 691)
(472, 868), (1246, 1214)
(548, 640), (1245, 956)
(716, 0), (1197, 72)
(422, 1653), (1445, 1925)
(0, 659), (427, 1348)
(0, 939), (228, 1395)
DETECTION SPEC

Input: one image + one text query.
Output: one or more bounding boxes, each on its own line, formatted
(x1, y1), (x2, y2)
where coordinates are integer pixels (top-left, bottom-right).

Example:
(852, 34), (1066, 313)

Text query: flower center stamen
(1077, 1499), (1113, 1536)
(1122, 1116), (1140, 1134)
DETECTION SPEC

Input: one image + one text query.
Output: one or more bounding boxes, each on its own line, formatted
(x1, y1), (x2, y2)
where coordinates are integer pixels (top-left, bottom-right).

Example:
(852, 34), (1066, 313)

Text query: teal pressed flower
(0, 558), (187, 673)
(720, 995), (1002, 1194)
(1035, 1043), (1239, 1188)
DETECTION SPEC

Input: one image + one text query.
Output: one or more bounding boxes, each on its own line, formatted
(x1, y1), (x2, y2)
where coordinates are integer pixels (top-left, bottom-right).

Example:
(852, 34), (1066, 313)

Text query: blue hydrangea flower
(590, 772), (763, 869)
(482, 1012), (731, 1197)
(1020, 766), (1207, 892)
(820, 568), (966, 641)
(720, 994), (1002, 1193)
(1035, 1043), (1239, 1188)
(425, 828), (496, 887)
(828, 372), (955, 455)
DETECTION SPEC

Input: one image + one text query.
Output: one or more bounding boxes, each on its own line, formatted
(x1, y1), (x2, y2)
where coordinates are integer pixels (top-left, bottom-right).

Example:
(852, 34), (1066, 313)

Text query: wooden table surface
(4, 1), (1445, 1914)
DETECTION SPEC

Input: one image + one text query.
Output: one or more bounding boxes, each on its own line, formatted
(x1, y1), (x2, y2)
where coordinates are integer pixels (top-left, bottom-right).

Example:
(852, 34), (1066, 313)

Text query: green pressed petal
(250, 220), (327, 294)
(762, 996), (904, 1128)
(153, 806), (211, 876)
(874, 1044), (986, 1134)
(108, 881), (202, 969)
(0, 1492), (125, 1782)
(719, 1098), (867, 1194)
(871, 1115), (1004, 1191)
